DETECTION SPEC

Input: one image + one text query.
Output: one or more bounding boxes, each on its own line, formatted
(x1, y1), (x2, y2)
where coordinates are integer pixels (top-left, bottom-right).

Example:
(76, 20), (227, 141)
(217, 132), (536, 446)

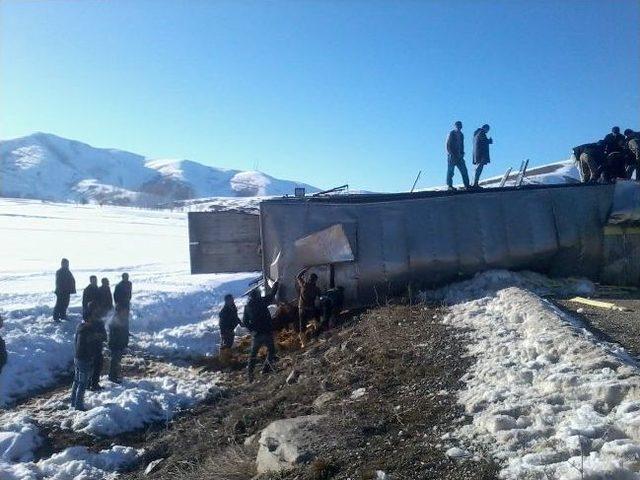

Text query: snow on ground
(0, 197), (256, 478)
(433, 271), (640, 479)
(0, 198), (256, 406)
(0, 366), (218, 478)
(0, 444), (142, 480)
(4, 370), (220, 437)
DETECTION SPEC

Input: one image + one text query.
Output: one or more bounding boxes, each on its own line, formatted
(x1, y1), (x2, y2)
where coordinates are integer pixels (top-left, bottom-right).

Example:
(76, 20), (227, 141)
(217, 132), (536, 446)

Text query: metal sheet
(188, 211), (261, 274)
(294, 223), (355, 266)
(259, 183), (624, 307)
(601, 226), (640, 286)
(608, 180), (640, 225)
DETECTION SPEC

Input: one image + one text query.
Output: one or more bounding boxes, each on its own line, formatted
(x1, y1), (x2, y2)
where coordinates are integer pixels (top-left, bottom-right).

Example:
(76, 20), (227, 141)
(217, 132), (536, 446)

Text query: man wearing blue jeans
(446, 121), (470, 191)
(70, 303), (96, 410)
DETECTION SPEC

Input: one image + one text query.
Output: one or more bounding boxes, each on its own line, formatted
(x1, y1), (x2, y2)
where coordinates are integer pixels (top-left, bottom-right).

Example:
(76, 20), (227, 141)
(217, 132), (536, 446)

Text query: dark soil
(553, 284), (640, 358)
(122, 304), (499, 480)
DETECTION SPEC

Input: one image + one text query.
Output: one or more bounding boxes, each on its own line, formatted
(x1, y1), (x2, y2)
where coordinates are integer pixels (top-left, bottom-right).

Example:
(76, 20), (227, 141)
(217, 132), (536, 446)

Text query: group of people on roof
(573, 127), (640, 183)
(445, 121), (494, 190)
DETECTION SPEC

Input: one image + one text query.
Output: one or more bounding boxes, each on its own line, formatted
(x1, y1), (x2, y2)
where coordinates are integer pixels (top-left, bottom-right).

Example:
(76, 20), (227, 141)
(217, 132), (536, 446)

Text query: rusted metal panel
(188, 211), (261, 274)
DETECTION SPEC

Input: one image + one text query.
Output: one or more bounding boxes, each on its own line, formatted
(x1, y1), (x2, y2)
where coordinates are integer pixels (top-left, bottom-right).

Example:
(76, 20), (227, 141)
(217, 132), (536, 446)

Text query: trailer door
(188, 211), (262, 274)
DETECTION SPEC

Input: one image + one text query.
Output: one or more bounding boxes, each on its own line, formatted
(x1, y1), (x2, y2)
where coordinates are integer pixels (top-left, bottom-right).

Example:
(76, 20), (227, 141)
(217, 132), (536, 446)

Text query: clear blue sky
(1, 0), (638, 192)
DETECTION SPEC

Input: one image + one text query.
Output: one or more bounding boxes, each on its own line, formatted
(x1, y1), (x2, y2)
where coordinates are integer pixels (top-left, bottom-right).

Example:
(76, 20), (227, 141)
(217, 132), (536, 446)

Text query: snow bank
(424, 269), (595, 304)
(63, 374), (217, 436)
(439, 272), (640, 479)
(0, 445), (142, 480)
(0, 415), (41, 463)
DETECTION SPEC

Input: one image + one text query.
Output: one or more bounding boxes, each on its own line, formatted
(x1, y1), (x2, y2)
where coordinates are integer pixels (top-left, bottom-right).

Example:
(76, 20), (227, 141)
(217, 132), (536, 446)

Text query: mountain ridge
(0, 132), (319, 207)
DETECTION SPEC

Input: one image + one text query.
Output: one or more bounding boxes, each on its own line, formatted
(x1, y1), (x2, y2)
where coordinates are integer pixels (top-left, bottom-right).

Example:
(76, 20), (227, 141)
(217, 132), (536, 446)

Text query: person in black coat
(113, 273), (132, 311)
(53, 258), (76, 322)
(219, 294), (240, 350)
(70, 302), (105, 409)
(573, 142), (605, 183)
(603, 126), (626, 155)
(109, 273), (132, 383)
(446, 121), (470, 190)
(244, 281), (279, 383)
(96, 278), (113, 318)
(472, 124), (493, 187)
(82, 276), (99, 321)
(624, 129), (640, 180)
(89, 278), (111, 390)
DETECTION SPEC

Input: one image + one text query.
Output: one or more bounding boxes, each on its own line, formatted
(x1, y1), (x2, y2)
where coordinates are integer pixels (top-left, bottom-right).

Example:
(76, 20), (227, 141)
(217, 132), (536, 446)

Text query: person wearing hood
(472, 124), (493, 187)
(53, 258), (76, 322)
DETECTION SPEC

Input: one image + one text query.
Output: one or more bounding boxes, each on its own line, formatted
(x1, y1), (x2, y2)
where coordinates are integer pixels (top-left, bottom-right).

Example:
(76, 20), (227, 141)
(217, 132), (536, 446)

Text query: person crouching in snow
(70, 302), (98, 410)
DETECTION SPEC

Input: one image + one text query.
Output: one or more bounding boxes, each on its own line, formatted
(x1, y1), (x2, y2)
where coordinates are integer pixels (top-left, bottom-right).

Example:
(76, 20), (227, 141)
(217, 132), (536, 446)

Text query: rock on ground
(256, 415), (325, 473)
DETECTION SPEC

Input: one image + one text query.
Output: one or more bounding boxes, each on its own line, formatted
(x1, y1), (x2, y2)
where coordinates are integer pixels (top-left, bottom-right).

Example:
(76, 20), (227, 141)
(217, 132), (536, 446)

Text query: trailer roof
(261, 181), (603, 205)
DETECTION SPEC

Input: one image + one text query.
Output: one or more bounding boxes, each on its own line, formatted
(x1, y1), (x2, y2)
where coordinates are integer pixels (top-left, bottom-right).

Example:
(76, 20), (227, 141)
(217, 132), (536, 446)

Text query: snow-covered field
(0, 197), (255, 478)
(434, 271), (640, 479)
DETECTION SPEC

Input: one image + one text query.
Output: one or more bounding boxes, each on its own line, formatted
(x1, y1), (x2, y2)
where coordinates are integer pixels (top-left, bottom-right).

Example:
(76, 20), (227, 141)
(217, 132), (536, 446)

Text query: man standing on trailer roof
(445, 121), (470, 191)
(473, 124), (493, 188)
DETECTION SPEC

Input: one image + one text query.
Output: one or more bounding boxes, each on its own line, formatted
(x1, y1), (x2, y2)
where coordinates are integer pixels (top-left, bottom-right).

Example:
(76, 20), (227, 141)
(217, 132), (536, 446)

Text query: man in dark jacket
(82, 276), (99, 321)
(446, 121), (470, 191)
(244, 281), (279, 383)
(625, 129), (640, 180)
(70, 303), (100, 410)
(296, 268), (321, 333)
(113, 273), (132, 312)
(472, 124), (493, 187)
(109, 273), (131, 382)
(108, 314), (129, 383)
(96, 278), (113, 318)
(89, 278), (111, 390)
(0, 315), (6, 376)
(573, 142), (605, 183)
(53, 258), (76, 322)
(219, 294), (240, 350)
(603, 126), (626, 156)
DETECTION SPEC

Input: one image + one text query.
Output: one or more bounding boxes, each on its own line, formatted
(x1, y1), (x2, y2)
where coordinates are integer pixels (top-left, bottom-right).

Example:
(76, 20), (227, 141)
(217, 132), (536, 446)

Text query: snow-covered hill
(0, 132), (318, 206)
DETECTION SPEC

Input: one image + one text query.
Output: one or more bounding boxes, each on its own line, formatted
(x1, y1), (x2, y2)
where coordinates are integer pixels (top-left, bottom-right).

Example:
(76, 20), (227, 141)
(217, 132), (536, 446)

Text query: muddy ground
(553, 284), (640, 358)
(120, 304), (498, 480)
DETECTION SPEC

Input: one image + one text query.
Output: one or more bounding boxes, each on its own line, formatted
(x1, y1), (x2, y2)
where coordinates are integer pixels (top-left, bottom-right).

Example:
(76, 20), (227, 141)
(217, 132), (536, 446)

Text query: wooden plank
(569, 297), (631, 311)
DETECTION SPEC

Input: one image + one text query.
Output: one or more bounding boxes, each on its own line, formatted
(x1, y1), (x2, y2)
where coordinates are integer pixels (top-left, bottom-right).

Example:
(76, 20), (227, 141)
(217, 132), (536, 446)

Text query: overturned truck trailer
(259, 182), (640, 306)
(188, 182), (640, 307)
